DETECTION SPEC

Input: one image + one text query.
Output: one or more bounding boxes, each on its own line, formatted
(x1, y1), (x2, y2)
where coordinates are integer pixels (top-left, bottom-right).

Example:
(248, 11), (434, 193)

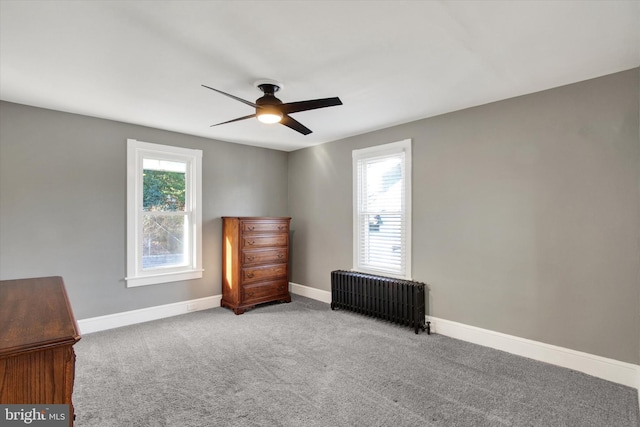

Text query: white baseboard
(77, 295), (221, 334)
(289, 281), (639, 390)
(289, 282), (332, 304)
(428, 316), (639, 390)
(78, 284), (323, 335)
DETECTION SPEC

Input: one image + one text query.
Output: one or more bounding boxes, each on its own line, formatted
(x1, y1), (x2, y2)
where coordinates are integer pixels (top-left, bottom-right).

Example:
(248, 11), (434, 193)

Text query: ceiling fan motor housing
(254, 83), (283, 122)
(256, 83), (282, 105)
(255, 83), (283, 123)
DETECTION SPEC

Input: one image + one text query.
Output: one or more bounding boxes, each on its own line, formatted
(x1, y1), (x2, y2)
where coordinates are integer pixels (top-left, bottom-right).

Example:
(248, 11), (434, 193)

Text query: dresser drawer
(242, 248), (288, 265)
(241, 221), (289, 234)
(242, 281), (288, 303)
(242, 234), (288, 248)
(242, 263), (287, 284)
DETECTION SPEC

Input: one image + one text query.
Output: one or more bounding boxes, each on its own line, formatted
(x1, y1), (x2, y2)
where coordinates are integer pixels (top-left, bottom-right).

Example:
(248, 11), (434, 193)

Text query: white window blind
(353, 139), (411, 279)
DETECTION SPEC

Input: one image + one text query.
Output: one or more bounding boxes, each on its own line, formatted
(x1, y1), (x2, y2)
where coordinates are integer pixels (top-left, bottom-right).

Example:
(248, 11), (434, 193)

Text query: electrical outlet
(187, 303), (197, 312)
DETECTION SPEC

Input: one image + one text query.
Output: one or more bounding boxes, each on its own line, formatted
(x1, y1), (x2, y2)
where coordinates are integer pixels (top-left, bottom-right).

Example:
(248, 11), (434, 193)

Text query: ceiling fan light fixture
(256, 108), (283, 124)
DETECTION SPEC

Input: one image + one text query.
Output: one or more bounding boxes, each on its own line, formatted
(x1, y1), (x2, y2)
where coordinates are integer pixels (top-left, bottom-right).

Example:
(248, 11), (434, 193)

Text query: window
(353, 139), (411, 279)
(126, 139), (203, 287)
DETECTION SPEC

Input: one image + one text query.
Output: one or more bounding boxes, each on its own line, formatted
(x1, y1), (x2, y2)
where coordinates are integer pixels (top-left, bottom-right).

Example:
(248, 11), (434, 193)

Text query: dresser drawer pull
(247, 240), (255, 245)
(278, 253), (284, 259)
(278, 225), (285, 230)
(247, 255), (255, 261)
(247, 291), (255, 297)
(247, 273), (255, 278)
(247, 225), (255, 231)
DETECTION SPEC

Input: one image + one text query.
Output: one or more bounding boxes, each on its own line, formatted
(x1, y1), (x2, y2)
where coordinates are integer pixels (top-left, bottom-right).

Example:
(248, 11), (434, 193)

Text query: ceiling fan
(202, 80), (342, 135)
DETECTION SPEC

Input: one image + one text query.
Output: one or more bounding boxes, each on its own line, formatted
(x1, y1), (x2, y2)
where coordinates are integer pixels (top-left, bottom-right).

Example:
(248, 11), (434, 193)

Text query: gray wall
(288, 69), (640, 364)
(0, 101), (288, 319)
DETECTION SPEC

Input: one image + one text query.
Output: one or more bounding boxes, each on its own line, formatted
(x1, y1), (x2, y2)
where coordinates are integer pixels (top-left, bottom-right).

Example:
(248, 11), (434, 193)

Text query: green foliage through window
(143, 170), (186, 211)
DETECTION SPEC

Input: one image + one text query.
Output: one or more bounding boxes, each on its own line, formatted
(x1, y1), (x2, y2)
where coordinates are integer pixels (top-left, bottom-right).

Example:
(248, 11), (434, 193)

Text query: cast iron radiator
(330, 270), (430, 334)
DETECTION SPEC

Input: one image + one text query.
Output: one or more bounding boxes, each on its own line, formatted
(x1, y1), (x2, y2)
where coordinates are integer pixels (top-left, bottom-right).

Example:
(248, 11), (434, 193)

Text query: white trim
(77, 295), (221, 334)
(123, 269), (205, 287)
(352, 139), (412, 280)
(290, 282), (640, 390)
(637, 367), (640, 413)
(289, 282), (332, 304)
(126, 139), (203, 287)
(79, 283), (328, 336)
(428, 316), (640, 389)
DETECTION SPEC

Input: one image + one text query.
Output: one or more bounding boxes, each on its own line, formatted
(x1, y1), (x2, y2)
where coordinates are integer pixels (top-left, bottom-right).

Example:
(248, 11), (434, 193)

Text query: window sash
(353, 140), (411, 279)
(141, 211), (190, 271)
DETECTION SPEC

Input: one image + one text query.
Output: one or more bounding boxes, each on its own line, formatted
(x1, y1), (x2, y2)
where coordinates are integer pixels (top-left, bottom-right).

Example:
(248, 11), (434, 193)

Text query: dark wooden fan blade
(280, 115), (312, 135)
(280, 97), (343, 115)
(210, 114), (256, 127)
(202, 85), (258, 108)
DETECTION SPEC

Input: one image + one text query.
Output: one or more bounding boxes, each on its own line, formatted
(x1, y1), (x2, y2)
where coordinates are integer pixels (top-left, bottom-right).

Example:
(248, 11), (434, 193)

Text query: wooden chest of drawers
(222, 217), (291, 314)
(0, 276), (81, 427)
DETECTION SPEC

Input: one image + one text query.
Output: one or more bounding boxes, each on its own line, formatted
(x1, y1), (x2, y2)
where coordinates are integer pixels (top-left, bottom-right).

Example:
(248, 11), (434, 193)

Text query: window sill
(353, 266), (411, 281)
(125, 269), (204, 288)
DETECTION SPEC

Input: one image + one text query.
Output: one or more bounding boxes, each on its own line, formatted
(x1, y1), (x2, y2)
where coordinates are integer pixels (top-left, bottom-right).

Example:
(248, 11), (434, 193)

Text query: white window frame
(126, 139), (203, 287)
(352, 139), (412, 279)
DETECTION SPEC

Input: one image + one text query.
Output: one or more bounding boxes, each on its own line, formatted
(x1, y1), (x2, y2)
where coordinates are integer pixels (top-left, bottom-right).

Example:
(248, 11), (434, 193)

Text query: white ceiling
(1, 1), (638, 152)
